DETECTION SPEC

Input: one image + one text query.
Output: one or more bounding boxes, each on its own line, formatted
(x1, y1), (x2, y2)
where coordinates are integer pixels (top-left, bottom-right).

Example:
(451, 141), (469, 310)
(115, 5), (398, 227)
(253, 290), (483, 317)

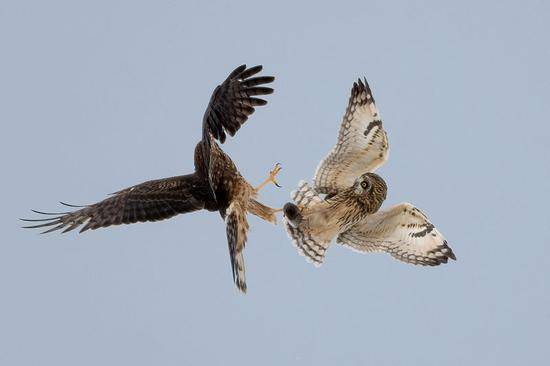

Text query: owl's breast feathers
(328, 189), (377, 231)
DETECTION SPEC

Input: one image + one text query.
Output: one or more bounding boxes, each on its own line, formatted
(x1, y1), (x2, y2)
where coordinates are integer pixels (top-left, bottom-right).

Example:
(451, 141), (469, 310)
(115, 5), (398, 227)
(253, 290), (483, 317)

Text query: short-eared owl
(23, 64), (282, 293)
(284, 78), (455, 267)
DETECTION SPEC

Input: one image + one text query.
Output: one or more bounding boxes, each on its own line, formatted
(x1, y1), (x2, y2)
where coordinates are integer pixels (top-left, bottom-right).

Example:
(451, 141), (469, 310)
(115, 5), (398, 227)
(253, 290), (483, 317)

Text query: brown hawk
(283, 78), (456, 267)
(22, 64), (282, 293)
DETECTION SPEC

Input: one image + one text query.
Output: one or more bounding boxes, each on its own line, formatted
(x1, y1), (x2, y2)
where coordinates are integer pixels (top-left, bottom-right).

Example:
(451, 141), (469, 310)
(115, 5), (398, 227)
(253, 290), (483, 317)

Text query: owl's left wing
(314, 78), (388, 194)
(337, 203), (456, 266)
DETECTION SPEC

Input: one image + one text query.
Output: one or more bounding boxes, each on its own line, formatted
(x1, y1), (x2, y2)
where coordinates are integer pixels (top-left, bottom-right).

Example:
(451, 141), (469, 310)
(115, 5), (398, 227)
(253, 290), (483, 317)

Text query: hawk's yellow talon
(255, 163), (282, 192)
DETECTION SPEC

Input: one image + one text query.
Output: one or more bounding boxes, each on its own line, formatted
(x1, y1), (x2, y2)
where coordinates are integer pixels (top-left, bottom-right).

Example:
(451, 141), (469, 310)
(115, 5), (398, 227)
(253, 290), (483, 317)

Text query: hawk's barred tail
(233, 252), (247, 293)
(225, 201), (249, 294)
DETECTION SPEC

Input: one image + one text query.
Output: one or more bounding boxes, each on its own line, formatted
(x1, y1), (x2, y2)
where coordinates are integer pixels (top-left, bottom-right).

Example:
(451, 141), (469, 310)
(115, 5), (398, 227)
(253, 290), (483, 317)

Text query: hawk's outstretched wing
(314, 78), (388, 194)
(199, 64), (275, 202)
(225, 200), (249, 293)
(202, 64), (274, 144)
(22, 174), (210, 234)
(337, 203), (456, 266)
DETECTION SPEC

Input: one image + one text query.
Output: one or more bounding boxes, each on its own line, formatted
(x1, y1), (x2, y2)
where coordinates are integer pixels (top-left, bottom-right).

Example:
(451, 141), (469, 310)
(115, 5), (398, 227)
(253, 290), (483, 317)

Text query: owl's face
(353, 172), (387, 212)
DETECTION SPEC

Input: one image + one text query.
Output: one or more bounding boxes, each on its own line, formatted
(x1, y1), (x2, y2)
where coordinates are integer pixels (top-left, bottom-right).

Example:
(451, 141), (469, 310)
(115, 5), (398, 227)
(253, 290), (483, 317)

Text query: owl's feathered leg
(254, 163), (282, 192)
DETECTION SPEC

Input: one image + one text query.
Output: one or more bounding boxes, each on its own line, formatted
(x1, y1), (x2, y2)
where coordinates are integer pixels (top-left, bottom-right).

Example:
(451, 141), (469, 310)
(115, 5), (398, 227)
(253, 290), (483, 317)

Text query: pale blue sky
(1, 1), (549, 365)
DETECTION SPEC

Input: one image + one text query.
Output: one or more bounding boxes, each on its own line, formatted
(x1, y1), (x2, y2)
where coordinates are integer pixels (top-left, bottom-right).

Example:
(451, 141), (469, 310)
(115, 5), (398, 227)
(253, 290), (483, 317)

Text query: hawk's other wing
(202, 64), (274, 144)
(337, 203), (456, 266)
(22, 174), (210, 234)
(199, 64), (274, 202)
(225, 200), (249, 293)
(314, 79), (388, 194)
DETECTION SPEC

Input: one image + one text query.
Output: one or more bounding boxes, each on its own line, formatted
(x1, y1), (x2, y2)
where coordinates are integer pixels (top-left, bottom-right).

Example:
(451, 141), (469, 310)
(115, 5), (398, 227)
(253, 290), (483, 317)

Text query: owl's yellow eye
(361, 181), (368, 189)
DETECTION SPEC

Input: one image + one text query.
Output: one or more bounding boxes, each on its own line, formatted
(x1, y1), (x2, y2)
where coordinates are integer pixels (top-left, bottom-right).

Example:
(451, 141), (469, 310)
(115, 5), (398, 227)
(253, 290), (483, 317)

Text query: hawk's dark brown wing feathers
(22, 174), (210, 234)
(23, 65), (276, 236)
(200, 64), (275, 206)
(202, 64), (274, 144)
(23, 64), (276, 294)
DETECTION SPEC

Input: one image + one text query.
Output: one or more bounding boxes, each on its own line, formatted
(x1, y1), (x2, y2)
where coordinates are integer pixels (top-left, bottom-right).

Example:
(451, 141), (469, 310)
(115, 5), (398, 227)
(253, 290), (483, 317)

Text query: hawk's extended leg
(254, 163), (282, 193)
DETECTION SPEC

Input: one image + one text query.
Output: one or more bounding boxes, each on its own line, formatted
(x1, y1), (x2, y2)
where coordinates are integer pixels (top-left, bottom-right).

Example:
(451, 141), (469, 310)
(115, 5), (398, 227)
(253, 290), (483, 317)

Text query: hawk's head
(354, 172), (387, 213)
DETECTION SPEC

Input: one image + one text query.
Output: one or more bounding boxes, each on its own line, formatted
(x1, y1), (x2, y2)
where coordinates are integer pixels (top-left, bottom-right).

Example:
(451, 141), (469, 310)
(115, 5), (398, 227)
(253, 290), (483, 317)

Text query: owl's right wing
(22, 173), (210, 234)
(337, 203), (456, 266)
(313, 78), (389, 194)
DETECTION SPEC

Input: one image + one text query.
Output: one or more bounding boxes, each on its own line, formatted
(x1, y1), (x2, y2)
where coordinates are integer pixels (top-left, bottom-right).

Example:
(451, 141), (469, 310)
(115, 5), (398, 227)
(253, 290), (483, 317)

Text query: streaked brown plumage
(284, 77), (455, 267)
(22, 64), (281, 293)
(283, 172), (387, 266)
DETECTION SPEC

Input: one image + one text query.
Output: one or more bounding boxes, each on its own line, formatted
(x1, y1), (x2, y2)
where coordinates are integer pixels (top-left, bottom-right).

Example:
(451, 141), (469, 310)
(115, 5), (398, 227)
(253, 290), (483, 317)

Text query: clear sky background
(1, 1), (549, 365)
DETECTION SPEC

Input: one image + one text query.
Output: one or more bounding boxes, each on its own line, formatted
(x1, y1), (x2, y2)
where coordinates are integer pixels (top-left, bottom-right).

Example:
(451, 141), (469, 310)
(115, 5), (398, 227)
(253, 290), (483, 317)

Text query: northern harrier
(23, 64), (281, 293)
(283, 78), (456, 267)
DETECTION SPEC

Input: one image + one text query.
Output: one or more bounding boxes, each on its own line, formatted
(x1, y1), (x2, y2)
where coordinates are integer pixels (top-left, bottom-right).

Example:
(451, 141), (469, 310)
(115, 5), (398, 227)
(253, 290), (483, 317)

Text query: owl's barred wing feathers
(225, 201), (249, 293)
(285, 223), (329, 267)
(202, 64), (274, 144)
(22, 174), (209, 234)
(314, 78), (388, 194)
(337, 203), (456, 266)
(290, 180), (323, 208)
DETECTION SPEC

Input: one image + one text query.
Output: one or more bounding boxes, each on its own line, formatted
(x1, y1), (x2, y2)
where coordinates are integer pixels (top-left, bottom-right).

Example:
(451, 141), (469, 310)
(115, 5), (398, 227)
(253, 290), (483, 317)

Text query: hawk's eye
(361, 181), (368, 189)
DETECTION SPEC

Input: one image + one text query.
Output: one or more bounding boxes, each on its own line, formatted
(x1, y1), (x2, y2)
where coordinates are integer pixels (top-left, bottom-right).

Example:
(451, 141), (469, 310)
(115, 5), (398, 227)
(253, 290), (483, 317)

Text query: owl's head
(354, 172), (387, 211)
